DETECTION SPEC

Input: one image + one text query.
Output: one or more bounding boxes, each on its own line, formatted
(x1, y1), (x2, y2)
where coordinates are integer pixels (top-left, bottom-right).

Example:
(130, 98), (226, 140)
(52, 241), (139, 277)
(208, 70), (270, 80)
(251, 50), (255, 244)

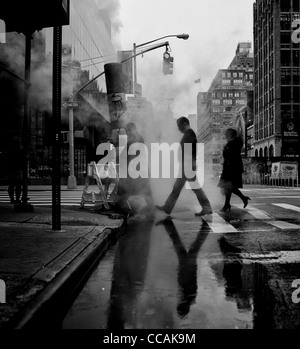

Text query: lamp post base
(67, 175), (77, 189)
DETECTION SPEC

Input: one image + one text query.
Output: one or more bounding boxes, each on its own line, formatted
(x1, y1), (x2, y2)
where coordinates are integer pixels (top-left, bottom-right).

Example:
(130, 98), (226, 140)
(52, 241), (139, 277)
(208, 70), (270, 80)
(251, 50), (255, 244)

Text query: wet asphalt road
(62, 187), (300, 329)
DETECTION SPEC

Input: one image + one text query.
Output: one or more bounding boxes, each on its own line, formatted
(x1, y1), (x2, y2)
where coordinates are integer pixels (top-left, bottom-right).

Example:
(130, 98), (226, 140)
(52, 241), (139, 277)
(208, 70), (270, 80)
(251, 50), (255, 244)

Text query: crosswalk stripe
(234, 204), (300, 230)
(267, 220), (300, 230)
(272, 203), (300, 213)
(233, 204), (271, 219)
(202, 213), (238, 233)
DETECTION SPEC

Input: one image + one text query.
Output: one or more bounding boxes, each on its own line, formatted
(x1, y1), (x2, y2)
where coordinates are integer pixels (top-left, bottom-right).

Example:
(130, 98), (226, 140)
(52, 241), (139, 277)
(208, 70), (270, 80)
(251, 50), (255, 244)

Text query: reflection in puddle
(63, 218), (274, 329)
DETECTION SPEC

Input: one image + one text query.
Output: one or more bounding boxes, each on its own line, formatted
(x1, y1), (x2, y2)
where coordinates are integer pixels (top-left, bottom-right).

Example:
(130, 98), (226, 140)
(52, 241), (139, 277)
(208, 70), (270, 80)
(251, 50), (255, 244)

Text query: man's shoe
(195, 208), (213, 216)
(155, 205), (171, 215)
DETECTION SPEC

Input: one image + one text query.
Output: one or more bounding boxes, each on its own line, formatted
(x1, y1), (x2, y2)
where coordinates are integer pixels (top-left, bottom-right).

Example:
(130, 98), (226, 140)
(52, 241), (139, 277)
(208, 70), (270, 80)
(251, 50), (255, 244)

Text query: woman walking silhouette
(218, 128), (250, 212)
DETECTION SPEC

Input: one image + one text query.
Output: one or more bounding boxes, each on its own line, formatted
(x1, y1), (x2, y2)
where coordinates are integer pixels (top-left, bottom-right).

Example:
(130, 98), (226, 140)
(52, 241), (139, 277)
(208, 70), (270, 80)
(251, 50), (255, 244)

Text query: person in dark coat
(5, 137), (25, 204)
(218, 128), (250, 212)
(156, 116), (212, 216)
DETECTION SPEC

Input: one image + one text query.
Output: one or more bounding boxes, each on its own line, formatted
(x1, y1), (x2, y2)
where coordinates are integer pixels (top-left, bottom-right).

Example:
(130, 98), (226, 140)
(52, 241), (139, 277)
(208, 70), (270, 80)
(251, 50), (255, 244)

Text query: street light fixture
(133, 33), (189, 92)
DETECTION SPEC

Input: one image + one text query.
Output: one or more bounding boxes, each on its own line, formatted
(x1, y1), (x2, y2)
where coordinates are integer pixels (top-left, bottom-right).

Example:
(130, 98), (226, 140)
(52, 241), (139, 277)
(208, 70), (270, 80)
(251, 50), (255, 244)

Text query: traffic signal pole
(52, 26), (62, 231)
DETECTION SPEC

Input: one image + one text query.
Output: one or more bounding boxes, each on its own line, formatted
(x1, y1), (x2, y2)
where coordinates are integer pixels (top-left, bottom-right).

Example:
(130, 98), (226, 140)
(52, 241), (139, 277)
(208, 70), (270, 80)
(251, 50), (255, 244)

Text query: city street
(61, 186), (300, 329)
(1, 0), (300, 338)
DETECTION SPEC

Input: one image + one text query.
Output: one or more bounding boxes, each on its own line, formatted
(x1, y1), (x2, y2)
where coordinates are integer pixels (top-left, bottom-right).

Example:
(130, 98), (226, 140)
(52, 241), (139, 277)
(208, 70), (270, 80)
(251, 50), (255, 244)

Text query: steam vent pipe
(104, 63), (126, 130)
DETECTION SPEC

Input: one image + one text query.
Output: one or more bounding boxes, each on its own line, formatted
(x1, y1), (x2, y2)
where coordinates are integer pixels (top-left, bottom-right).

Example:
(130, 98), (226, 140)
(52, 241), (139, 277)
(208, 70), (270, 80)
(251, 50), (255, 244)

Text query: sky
(102, 0), (255, 117)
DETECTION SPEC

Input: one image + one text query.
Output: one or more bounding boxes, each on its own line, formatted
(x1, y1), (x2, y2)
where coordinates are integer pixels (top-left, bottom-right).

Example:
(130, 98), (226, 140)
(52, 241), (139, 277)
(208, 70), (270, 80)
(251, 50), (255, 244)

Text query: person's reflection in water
(217, 236), (252, 312)
(107, 219), (154, 329)
(160, 218), (209, 318)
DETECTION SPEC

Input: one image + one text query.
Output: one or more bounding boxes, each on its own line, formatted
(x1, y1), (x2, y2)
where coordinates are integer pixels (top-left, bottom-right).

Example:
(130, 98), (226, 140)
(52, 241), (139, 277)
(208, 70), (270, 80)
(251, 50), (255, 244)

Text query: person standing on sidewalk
(156, 116), (212, 216)
(5, 137), (25, 204)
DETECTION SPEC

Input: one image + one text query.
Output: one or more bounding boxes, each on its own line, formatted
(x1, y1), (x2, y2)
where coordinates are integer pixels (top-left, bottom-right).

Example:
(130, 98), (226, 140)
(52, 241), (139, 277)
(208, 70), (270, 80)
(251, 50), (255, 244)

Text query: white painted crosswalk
(0, 191), (85, 206)
(272, 203), (300, 213)
(203, 213), (238, 233)
(187, 203), (300, 234)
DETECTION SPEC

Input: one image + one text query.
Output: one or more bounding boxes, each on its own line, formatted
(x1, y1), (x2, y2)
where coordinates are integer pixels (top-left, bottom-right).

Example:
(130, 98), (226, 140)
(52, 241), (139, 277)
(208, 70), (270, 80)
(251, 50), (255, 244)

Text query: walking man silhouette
(156, 116), (212, 216)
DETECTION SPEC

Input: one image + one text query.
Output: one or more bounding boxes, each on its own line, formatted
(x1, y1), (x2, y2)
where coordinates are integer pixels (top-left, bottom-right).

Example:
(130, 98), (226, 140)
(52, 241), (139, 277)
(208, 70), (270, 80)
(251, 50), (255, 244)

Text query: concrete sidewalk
(0, 202), (126, 328)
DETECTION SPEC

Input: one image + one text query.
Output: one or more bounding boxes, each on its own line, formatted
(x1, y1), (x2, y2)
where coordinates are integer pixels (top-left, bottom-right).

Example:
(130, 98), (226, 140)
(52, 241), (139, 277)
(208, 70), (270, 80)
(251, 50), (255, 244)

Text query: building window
(222, 92), (227, 97)
(233, 79), (243, 85)
(281, 104), (292, 117)
(281, 0), (291, 12)
(281, 86), (292, 103)
(293, 0), (300, 11)
(294, 86), (300, 102)
(280, 13), (291, 30)
(281, 68), (292, 84)
(221, 72), (226, 78)
(223, 99), (232, 105)
(233, 72), (237, 78)
(281, 50), (291, 66)
(212, 99), (221, 105)
(293, 50), (300, 66)
(227, 72), (231, 78)
(222, 79), (231, 85)
(293, 105), (300, 115)
(281, 31), (291, 48)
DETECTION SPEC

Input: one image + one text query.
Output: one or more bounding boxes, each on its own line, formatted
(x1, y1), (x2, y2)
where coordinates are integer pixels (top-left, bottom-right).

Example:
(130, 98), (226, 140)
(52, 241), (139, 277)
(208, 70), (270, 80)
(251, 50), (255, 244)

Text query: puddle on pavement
(62, 240), (274, 329)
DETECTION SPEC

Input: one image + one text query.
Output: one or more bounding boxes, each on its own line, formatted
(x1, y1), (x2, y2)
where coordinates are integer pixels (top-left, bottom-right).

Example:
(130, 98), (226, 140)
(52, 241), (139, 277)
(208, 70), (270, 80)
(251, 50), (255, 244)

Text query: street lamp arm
(72, 41), (169, 98)
(135, 33), (189, 48)
(121, 41), (169, 63)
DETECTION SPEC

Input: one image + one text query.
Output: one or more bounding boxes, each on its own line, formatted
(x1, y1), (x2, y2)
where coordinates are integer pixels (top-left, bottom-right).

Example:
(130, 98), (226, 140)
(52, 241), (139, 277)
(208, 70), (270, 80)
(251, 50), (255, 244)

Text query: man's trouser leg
(164, 177), (186, 214)
(192, 188), (212, 210)
(15, 180), (22, 202)
(8, 180), (15, 202)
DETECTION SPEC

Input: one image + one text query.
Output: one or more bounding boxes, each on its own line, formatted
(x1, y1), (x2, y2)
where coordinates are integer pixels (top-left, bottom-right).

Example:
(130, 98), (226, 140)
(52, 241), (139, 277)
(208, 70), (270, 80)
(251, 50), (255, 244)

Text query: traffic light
(163, 52), (174, 75)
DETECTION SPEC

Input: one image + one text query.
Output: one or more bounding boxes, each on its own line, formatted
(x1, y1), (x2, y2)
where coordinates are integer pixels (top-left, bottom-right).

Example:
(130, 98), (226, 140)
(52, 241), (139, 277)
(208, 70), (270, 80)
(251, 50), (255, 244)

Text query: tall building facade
(44, 0), (116, 91)
(197, 43), (254, 178)
(253, 0), (300, 158)
(188, 114), (197, 132)
(0, 0), (116, 184)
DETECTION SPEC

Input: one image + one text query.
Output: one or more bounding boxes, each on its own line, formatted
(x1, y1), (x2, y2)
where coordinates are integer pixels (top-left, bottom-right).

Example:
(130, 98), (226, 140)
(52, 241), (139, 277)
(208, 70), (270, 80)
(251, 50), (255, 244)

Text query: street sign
(62, 101), (80, 109)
